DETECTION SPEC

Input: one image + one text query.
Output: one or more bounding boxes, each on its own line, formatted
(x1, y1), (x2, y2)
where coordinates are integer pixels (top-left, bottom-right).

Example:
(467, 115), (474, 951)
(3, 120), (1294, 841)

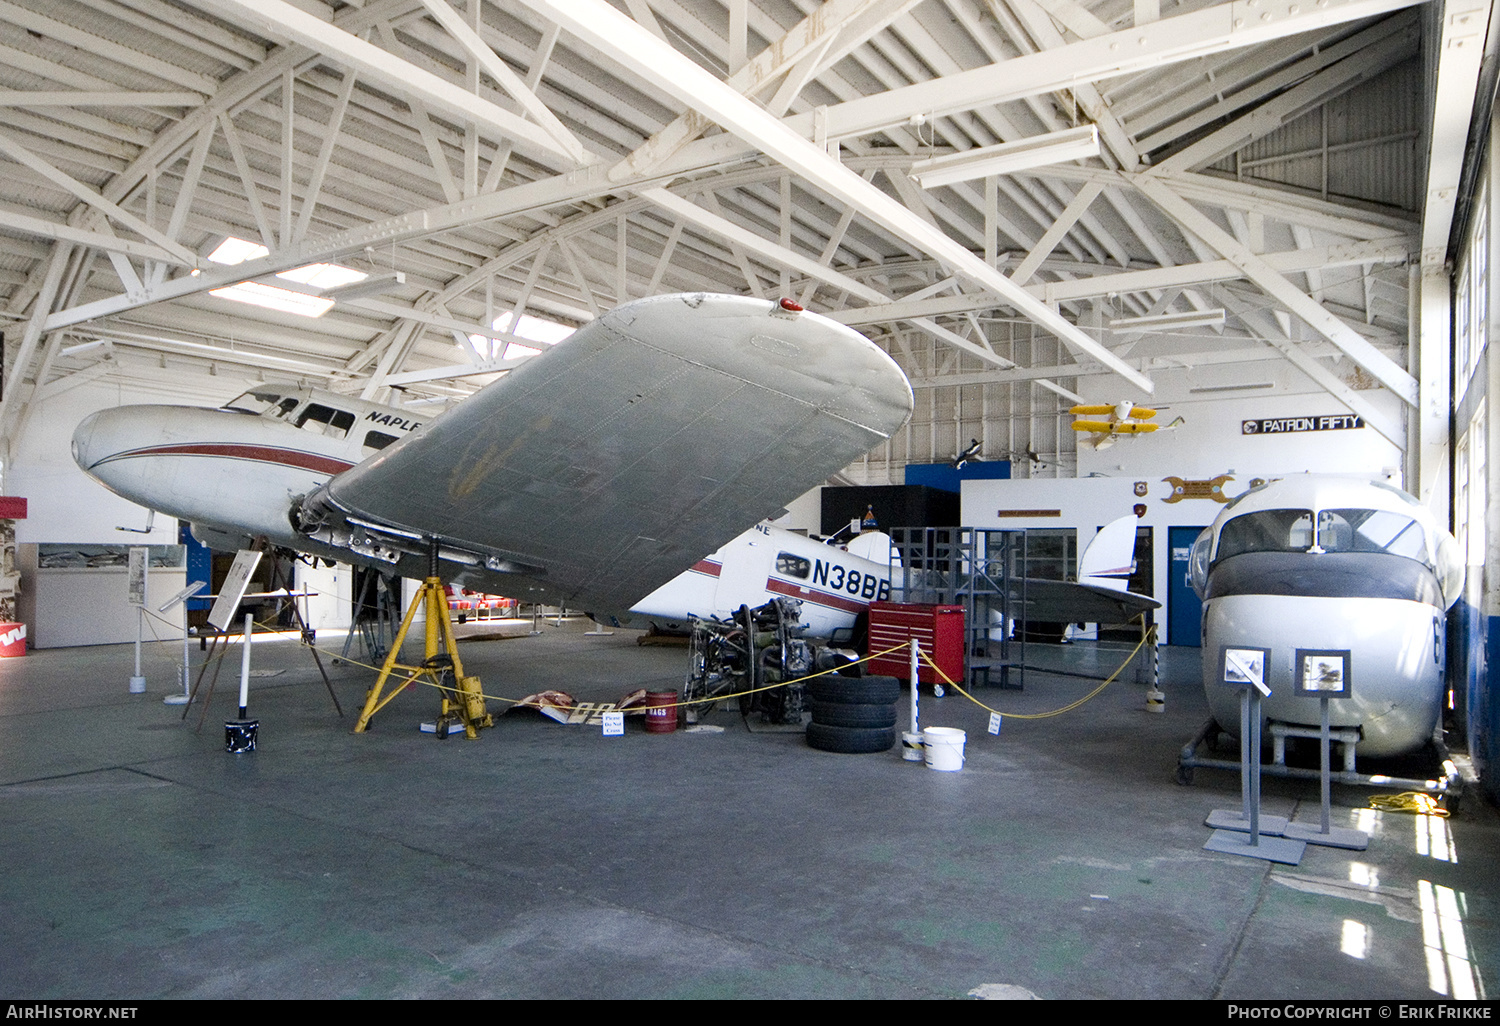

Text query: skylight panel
(206, 237), (368, 319)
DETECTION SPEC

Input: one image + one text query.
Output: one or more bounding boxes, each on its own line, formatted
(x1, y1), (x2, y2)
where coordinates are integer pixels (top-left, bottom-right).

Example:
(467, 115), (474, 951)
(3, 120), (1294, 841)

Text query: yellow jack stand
(354, 573), (493, 739)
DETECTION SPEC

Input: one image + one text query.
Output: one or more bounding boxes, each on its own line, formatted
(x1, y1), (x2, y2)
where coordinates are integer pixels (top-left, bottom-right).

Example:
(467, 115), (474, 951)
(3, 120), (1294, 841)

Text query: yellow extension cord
(1368, 792), (1450, 817)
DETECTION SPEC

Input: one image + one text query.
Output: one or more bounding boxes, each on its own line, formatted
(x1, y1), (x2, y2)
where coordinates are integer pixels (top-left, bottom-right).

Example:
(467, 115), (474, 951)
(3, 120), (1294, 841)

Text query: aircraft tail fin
(846, 530), (901, 569)
(1078, 515), (1139, 592)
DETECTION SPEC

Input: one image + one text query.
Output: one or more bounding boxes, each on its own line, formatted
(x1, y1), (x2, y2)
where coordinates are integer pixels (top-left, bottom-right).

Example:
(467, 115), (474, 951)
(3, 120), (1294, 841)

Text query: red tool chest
(867, 601), (965, 685)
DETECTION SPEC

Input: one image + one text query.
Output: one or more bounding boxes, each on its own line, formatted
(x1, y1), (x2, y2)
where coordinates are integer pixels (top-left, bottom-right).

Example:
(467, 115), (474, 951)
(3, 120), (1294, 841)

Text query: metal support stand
(1205, 689), (1305, 864)
(354, 541), (491, 739)
(165, 606), (192, 706)
(1283, 697), (1370, 849)
(264, 554), (342, 717)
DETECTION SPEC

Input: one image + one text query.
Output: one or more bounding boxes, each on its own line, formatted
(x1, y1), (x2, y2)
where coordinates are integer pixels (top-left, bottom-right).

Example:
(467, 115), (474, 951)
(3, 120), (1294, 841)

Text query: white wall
(1074, 368), (1404, 485)
(771, 486), (822, 534)
(295, 560), (353, 632)
(8, 372), (250, 547)
(961, 476), (1228, 630)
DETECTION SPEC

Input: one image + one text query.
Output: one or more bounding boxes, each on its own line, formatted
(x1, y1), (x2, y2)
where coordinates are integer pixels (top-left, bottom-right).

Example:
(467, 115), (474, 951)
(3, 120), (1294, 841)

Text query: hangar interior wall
(1451, 109), (1500, 805)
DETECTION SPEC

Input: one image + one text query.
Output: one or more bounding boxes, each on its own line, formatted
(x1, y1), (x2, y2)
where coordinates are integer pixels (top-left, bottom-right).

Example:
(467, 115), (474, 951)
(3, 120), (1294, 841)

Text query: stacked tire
(805, 675), (901, 753)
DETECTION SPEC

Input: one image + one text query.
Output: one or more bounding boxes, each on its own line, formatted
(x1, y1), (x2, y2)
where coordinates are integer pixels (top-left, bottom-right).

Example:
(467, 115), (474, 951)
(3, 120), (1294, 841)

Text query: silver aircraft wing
(298, 294), (913, 616)
(1011, 579), (1161, 626)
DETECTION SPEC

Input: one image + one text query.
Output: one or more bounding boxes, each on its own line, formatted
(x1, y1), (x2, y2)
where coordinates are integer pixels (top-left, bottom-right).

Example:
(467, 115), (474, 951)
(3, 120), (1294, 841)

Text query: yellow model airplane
(1070, 401), (1182, 449)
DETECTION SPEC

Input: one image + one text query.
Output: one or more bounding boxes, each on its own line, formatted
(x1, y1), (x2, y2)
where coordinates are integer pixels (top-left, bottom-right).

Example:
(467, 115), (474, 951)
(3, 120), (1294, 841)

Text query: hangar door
(1168, 526), (1207, 647)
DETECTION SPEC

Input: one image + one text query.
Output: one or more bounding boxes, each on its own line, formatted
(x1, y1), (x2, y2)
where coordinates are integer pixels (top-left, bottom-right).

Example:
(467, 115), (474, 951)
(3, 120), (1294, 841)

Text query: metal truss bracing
(0, 0), (1476, 485)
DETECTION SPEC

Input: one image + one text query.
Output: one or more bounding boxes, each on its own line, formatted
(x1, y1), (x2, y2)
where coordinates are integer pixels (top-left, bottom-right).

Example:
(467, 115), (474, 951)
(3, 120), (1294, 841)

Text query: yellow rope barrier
(302, 632), (915, 713)
(915, 617), (1150, 721)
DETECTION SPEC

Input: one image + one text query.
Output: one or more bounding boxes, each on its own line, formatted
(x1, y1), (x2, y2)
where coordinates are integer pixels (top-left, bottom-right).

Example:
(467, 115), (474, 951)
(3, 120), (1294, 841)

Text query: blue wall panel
(904, 460), (1010, 494)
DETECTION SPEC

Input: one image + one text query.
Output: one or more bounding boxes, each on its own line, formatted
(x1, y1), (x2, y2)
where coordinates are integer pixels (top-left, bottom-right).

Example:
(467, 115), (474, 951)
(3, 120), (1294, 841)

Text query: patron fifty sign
(1241, 414), (1363, 435)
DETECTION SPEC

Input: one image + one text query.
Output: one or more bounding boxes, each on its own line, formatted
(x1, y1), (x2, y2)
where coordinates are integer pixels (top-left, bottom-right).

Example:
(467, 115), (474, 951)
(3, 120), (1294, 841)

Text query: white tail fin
(1078, 515), (1139, 592)
(846, 530), (901, 569)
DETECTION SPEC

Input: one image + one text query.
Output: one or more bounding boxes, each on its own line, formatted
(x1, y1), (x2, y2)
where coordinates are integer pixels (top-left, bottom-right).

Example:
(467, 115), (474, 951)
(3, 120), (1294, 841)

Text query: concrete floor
(0, 620), (1495, 1000)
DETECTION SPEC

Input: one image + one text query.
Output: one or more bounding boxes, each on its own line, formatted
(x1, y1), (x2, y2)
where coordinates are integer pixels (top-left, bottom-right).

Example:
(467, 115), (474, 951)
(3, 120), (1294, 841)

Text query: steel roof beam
(193, 0), (588, 166)
(811, 0), (1429, 143)
(523, 0), (1153, 392)
(830, 238), (1411, 322)
(1132, 174), (1418, 405)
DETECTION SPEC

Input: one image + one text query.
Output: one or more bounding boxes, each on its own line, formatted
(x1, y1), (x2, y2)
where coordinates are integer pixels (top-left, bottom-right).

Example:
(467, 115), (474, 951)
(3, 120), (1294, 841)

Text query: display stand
(1204, 646), (1305, 865)
(160, 580), (207, 706)
(127, 547), (147, 693)
(1282, 650), (1369, 850)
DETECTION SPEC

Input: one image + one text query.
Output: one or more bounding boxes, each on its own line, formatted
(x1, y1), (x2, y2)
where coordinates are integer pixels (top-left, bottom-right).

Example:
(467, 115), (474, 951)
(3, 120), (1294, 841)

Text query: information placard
(208, 551), (262, 632)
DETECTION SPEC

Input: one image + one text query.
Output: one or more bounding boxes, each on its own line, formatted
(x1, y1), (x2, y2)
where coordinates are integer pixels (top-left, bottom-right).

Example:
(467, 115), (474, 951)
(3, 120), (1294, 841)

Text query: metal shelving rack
(887, 527), (1027, 690)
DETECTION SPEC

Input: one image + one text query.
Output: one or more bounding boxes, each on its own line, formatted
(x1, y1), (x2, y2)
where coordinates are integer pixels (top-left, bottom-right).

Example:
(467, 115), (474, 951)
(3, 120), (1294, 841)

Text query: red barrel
(0, 622), (25, 657)
(645, 690), (679, 733)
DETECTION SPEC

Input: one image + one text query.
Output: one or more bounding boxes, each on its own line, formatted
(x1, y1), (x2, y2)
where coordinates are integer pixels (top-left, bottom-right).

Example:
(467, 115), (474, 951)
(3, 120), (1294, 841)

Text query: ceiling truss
(0, 0), (1470, 478)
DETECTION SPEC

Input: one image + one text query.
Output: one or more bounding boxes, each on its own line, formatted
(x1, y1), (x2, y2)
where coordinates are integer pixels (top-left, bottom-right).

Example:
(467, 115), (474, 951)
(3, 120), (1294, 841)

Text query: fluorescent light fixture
(1189, 382), (1274, 393)
(320, 271), (404, 302)
(1109, 309), (1226, 332)
(909, 125), (1100, 188)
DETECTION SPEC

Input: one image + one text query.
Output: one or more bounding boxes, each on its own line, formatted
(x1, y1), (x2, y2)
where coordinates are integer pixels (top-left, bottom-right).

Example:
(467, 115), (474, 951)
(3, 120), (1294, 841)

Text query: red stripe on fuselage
(765, 576), (867, 614)
(98, 443), (354, 476)
(690, 559), (722, 577)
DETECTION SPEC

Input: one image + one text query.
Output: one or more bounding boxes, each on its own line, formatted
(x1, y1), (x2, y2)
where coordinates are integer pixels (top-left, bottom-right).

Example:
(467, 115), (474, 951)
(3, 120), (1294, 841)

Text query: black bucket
(225, 719), (259, 753)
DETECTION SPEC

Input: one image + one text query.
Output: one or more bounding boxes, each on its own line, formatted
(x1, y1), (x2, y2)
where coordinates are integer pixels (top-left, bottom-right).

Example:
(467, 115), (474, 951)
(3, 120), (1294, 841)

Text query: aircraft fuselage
(1189, 475), (1463, 758)
(72, 386), (893, 637)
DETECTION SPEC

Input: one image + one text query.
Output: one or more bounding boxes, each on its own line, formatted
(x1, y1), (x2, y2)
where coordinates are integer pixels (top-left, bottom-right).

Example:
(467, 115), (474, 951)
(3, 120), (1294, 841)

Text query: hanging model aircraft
(71, 294), (916, 627)
(1186, 474), (1464, 757)
(1071, 401), (1184, 450)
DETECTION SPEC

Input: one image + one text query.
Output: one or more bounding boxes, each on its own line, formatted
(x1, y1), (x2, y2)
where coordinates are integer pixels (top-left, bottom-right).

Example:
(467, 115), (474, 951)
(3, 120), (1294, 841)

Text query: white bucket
(922, 726), (966, 772)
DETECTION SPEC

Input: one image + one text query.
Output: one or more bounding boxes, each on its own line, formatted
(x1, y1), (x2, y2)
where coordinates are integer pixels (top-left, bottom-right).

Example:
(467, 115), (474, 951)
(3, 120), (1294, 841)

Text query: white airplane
(73, 297), (1162, 661)
(1187, 474), (1464, 757)
(620, 511), (1158, 639)
(619, 520), (897, 638)
(71, 293), (915, 628)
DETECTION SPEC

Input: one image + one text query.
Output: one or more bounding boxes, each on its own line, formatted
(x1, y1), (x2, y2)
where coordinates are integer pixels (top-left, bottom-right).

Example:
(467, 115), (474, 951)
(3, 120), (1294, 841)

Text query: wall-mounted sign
(1242, 415), (1363, 435)
(1162, 474), (1233, 503)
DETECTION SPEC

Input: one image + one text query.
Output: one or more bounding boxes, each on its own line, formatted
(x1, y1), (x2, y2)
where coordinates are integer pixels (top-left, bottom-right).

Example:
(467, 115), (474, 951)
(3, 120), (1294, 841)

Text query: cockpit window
(222, 389), (284, 415)
(1215, 509), (1314, 561)
(1319, 509), (1428, 562)
(1216, 507), (1433, 567)
(776, 553), (811, 579)
(295, 403), (356, 439)
(362, 430), (399, 454)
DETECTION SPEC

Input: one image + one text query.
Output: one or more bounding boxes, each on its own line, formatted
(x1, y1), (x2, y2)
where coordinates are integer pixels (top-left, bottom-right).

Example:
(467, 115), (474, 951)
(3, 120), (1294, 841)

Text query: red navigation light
(778, 297), (804, 312)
